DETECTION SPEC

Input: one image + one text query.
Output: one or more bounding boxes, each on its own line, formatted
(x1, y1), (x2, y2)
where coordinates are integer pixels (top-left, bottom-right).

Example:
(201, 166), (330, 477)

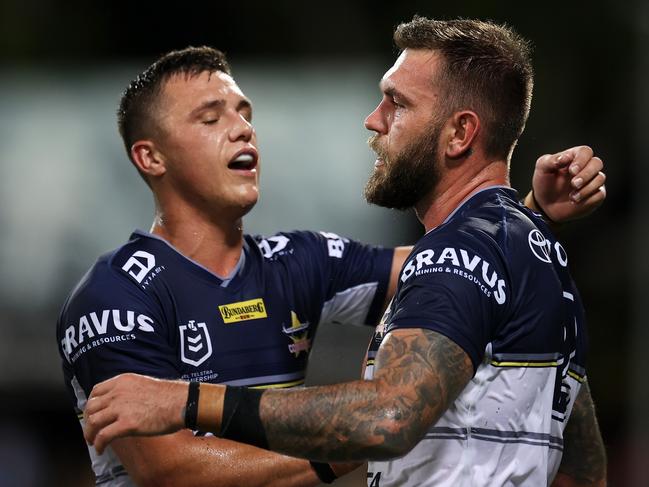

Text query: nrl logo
(283, 311), (311, 357)
(179, 320), (213, 367)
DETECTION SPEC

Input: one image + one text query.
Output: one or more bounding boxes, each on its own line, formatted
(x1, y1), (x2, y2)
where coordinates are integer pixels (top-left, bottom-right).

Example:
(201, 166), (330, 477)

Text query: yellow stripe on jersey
(252, 378), (305, 389)
(567, 370), (586, 383)
(490, 360), (558, 367)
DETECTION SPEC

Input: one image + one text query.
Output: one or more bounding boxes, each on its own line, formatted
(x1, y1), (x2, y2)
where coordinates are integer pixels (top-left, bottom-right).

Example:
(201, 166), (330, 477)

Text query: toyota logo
(528, 229), (552, 263)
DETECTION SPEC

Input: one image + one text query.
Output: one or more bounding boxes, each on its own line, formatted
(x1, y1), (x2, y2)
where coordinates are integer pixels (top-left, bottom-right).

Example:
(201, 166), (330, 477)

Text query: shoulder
(436, 187), (558, 266)
(397, 189), (533, 303)
(451, 188), (537, 243)
(56, 235), (173, 367)
(58, 233), (164, 328)
(250, 230), (355, 260)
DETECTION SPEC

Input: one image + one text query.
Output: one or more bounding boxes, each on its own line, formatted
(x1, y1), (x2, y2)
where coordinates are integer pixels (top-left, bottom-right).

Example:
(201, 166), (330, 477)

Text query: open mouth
(228, 151), (258, 171)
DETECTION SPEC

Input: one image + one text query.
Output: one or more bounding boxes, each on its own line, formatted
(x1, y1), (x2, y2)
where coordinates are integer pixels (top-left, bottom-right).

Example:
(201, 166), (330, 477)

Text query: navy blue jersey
(365, 187), (588, 486)
(57, 229), (392, 485)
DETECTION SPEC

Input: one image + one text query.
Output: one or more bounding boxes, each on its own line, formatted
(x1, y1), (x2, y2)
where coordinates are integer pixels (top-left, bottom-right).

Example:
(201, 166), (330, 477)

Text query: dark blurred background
(0, 0), (646, 485)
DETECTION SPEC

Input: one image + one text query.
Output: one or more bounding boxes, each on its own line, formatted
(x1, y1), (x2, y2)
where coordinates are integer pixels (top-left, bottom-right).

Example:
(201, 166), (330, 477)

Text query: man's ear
(445, 111), (480, 159)
(131, 140), (167, 178)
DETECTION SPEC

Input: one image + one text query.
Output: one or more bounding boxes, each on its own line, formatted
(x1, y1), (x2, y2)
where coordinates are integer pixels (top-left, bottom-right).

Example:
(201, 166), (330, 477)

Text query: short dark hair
(117, 46), (231, 160)
(394, 17), (533, 159)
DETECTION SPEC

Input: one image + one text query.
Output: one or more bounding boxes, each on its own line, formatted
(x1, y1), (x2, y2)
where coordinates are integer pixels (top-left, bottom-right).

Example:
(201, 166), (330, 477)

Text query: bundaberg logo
(219, 298), (267, 324)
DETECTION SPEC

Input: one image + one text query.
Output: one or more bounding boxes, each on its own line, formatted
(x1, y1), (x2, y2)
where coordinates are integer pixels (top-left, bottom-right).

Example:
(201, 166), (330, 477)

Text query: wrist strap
(310, 461), (337, 484)
(184, 381), (200, 430)
(529, 191), (556, 224)
(220, 386), (268, 449)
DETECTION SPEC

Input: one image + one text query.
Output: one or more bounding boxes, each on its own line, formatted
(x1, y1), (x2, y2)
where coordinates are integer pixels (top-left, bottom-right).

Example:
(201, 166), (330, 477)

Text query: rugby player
(75, 37), (605, 486)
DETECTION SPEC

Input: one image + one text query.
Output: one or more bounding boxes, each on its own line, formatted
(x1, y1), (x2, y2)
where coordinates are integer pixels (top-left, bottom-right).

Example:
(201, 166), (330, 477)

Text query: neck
(415, 157), (509, 231)
(150, 198), (245, 277)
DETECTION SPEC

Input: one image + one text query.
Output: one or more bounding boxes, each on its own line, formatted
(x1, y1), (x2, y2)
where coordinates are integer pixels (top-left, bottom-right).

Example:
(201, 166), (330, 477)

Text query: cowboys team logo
(283, 311), (311, 357)
(179, 320), (213, 366)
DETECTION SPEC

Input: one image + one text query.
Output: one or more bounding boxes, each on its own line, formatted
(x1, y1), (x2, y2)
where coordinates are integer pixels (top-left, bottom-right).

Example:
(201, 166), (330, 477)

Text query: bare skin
(551, 382), (607, 487)
(82, 68), (409, 487)
(81, 51), (607, 485)
(103, 70), (325, 487)
(526, 147), (606, 223)
(83, 328), (473, 462)
(259, 329), (473, 461)
(131, 70), (260, 277)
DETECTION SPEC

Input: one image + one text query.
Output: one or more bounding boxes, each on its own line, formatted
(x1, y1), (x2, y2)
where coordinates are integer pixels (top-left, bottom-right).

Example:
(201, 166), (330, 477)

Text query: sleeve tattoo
(556, 380), (607, 484)
(258, 328), (473, 462)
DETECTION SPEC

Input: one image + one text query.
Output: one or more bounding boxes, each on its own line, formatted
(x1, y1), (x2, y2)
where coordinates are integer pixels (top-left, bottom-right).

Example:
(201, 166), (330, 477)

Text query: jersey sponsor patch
(60, 309), (155, 363)
(400, 247), (507, 304)
(319, 231), (347, 258)
(121, 250), (155, 282)
(528, 229), (568, 267)
(179, 320), (213, 367)
(258, 235), (291, 259)
(121, 250), (166, 288)
(219, 298), (268, 323)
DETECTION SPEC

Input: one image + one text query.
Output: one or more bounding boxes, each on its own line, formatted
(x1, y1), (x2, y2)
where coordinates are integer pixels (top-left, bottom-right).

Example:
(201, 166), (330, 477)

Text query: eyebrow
(381, 83), (414, 106)
(190, 99), (225, 117)
(190, 97), (253, 117)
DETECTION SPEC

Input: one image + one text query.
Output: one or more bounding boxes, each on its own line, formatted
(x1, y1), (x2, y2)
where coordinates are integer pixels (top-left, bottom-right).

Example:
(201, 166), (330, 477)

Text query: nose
(229, 113), (254, 142)
(364, 101), (388, 135)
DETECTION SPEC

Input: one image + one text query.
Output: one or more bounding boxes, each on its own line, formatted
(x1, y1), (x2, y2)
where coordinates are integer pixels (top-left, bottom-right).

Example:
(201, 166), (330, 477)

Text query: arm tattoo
(259, 329), (473, 462)
(558, 381), (607, 483)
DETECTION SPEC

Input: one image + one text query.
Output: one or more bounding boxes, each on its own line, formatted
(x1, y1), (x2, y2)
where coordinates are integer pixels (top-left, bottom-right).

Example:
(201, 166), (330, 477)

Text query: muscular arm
(111, 431), (323, 487)
(259, 328), (473, 462)
(84, 329), (473, 462)
(551, 381), (607, 487)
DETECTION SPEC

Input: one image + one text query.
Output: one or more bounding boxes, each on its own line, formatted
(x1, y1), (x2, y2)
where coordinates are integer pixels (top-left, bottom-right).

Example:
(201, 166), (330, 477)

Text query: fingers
(84, 404), (119, 453)
(570, 172), (607, 204)
(535, 152), (572, 174)
(536, 145), (595, 175)
(570, 156), (604, 191)
(83, 374), (131, 453)
(569, 185), (606, 218)
(89, 372), (136, 399)
(563, 145), (594, 174)
(88, 378), (114, 399)
(559, 145), (600, 191)
(92, 417), (132, 455)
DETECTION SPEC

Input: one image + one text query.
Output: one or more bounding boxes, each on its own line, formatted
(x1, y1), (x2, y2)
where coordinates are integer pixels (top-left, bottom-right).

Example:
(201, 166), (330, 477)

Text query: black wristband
(309, 461), (337, 484)
(220, 386), (268, 449)
(530, 191), (556, 224)
(184, 381), (200, 430)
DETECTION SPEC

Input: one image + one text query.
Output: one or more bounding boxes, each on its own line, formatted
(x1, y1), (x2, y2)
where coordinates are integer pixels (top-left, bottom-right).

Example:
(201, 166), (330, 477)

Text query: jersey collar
(131, 229), (247, 288)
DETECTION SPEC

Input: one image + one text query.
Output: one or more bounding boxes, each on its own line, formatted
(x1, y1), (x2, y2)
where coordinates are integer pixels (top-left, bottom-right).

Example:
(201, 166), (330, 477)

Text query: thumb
(536, 151), (574, 174)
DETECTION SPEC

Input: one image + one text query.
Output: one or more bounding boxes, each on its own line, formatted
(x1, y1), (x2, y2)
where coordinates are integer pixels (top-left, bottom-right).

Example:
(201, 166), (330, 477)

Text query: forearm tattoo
(259, 328), (473, 462)
(558, 381), (607, 483)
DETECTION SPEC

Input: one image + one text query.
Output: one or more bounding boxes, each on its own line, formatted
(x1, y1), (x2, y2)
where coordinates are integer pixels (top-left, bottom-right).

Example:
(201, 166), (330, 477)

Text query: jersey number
(551, 291), (578, 422)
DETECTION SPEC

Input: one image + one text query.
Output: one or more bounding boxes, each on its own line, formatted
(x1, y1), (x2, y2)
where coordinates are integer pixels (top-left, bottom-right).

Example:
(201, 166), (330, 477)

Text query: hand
(83, 373), (188, 454)
(530, 145), (606, 222)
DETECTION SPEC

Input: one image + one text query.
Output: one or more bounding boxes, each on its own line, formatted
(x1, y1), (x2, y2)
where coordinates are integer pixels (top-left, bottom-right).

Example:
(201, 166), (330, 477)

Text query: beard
(364, 123), (442, 210)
